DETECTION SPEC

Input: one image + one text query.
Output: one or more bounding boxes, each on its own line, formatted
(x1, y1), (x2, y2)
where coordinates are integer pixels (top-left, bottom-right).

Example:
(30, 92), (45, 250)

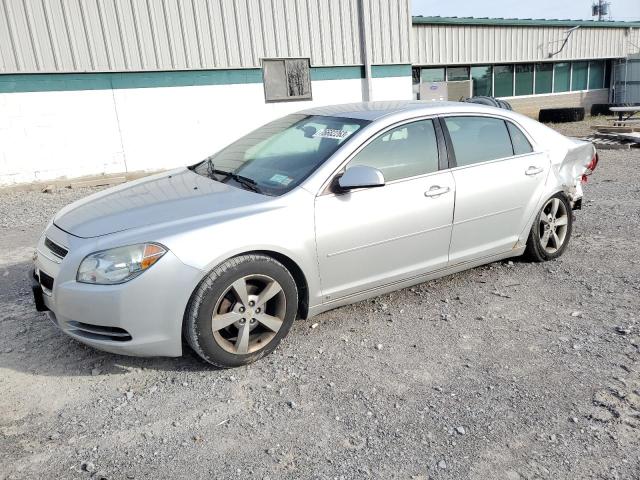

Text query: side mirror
(338, 165), (385, 190)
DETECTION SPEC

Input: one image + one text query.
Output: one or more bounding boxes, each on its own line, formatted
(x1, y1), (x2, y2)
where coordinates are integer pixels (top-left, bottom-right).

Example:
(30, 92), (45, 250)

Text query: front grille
(39, 271), (54, 291)
(44, 237), (68, 259)
(67, 321), (132, 342)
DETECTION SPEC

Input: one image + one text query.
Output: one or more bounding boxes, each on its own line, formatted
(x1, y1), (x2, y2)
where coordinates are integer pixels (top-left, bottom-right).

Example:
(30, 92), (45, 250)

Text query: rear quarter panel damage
(522, 117), (596, 204)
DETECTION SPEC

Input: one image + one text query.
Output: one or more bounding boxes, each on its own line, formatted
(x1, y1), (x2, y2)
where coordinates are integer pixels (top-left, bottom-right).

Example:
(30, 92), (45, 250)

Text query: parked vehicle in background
(31, 101), (598, 368)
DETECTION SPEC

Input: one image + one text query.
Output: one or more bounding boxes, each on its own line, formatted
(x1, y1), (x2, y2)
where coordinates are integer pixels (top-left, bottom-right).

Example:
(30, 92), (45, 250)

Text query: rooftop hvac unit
(592, 2), (609, 18)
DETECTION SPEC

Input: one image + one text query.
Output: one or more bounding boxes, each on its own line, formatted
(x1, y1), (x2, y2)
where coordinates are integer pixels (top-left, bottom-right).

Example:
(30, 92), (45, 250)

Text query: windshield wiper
(224, 172), (262, 194)
(202, 160), (262, 194)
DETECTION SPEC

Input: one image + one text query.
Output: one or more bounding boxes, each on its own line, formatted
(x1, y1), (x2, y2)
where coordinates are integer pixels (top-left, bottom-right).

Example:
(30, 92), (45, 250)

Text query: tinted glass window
(554, 62), (571, 92)
(347, 119), (439, 182)
(421, 67), (445, 82)
(193, 114), (368, 196)
(589, 60), (605, 89)
(515, 64), (534, 96)
(571, 61), (588, 91)
(447, 67), (469, 81)
(471, 65), (493, 96)
(494, 65), (514, 97)
(507, 122), (533, 155)
(445, 117), (513, 166)
(535, 63), (553, 94)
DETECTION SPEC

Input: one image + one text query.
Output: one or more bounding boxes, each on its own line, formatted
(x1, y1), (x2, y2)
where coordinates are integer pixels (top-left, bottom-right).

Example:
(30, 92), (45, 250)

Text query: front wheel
(525, 193), (573, 262)
(184, 254), (298, 368)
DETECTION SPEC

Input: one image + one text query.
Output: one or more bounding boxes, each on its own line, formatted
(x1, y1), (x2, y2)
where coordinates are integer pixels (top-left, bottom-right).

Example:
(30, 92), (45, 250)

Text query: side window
(346, 119), (439, 182)
(506, 122), (533, 155)
(444, 116), (513, 167)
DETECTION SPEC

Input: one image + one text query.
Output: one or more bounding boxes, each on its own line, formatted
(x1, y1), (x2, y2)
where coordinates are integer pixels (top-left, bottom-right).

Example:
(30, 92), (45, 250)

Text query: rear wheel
(525, 193), (573, 262)
(184, 254), (298, 368)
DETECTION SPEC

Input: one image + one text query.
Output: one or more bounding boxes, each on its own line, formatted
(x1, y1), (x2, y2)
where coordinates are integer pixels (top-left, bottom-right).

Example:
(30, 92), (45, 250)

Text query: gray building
(411, 16), (640, 116)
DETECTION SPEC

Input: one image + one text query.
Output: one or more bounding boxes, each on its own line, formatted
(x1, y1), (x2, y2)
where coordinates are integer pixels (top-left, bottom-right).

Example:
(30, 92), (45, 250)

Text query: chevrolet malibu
(31, 101), (598, 367)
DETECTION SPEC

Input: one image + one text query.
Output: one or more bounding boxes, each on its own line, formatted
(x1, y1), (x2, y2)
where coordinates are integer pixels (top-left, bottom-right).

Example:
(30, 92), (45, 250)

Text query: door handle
(525, 166), (544, 176)
(424, 185), (450, 197)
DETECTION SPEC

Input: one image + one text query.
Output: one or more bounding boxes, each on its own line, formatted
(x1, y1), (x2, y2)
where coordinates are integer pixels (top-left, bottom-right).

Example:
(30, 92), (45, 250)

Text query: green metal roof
(412, 15), (640, 28)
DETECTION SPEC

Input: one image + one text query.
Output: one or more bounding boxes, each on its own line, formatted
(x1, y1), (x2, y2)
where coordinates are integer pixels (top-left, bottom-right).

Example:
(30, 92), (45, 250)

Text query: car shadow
(0, 260), (216, 377)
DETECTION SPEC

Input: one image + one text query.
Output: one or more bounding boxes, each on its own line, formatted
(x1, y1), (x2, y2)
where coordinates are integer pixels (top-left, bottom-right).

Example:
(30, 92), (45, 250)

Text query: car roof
(298, 100), (506, 122)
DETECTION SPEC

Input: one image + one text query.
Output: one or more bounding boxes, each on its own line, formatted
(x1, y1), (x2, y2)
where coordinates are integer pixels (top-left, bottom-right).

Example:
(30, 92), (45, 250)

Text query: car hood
(54, 168), (270, 238)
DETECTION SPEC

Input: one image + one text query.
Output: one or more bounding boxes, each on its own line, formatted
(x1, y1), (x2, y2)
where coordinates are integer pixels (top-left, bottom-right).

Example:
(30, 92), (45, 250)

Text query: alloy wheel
(538, 197), (569, 254)
(211, 274), (286, 355)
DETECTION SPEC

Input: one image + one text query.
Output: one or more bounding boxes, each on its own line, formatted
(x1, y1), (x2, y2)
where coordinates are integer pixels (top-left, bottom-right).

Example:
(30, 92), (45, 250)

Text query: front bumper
(32, 230), (203, 357)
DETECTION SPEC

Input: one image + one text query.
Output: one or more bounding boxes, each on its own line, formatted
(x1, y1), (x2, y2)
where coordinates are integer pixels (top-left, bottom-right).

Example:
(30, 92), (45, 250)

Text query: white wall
(0, 75), (411, 186)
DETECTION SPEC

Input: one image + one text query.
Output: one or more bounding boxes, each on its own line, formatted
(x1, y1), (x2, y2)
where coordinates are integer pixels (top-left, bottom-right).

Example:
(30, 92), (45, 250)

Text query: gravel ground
(1, 123), (639, 479)
(544, 115), (605, 138)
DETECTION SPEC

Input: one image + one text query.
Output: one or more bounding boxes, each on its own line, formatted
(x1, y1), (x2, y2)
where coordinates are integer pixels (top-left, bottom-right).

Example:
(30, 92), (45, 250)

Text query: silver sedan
(31, 101), (598, 367)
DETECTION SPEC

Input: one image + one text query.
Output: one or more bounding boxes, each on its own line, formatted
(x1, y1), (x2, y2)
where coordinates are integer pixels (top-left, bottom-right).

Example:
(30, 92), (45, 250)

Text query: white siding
(0, 0), (412, 73)
(411, 23), (640, 65)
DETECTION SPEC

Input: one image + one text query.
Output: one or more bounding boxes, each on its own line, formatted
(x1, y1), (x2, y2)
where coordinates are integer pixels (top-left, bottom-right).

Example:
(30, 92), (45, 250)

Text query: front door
(314, 118), (455, 301)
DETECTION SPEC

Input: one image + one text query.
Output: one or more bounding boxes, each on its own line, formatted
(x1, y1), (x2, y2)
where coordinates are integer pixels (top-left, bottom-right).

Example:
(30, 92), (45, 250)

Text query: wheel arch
(184, 249), (310, 325)
(519, 187), (572, 244)
(249, 250), (310, 320)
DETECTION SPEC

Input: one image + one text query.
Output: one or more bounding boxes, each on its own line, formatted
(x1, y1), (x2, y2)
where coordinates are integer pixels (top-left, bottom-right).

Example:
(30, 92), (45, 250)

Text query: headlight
(77, 243), (167, 285)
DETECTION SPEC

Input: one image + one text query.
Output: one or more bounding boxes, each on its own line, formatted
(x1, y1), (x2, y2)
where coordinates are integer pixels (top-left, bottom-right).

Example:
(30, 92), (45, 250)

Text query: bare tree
(286, 60), (309, 97)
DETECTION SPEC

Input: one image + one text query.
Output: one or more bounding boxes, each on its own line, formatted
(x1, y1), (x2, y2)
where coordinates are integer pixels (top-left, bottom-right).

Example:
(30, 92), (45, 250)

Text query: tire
(184, 254), (298, 368)
(590, 103), (610, 116)
(497, 99), (513, 110)
(465, 96), (500, 107)
(525, 193), (573, 262)
(538, 107), (585, 123)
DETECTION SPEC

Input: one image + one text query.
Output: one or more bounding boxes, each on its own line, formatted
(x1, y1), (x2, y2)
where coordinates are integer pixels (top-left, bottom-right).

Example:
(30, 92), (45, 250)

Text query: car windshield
(192, 114), (369, 196)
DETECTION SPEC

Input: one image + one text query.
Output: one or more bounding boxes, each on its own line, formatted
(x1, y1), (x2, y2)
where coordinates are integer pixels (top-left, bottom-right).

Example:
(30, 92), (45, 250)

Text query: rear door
(442, 115), (549, 264)
(314, 118), (455, 300)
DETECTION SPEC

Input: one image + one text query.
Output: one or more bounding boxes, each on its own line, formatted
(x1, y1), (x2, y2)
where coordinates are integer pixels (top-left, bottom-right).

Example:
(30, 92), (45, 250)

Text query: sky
(411, 0), (640, 21)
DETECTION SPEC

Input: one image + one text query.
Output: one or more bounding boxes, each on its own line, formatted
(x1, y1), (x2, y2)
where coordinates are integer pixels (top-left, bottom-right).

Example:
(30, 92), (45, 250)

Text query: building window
(535, 63), (553, 94)
(262, 58), (312, 102)
(515, 64), (534, 96)
(589, 60), (605, 89)
(447, 66), (469, 81)
(421, 67), (445, 83)
(494, 65), (514, 97)
(554, 62), (571, 92)
(471, 65), (492, 96)
(571, 61), (588, 91)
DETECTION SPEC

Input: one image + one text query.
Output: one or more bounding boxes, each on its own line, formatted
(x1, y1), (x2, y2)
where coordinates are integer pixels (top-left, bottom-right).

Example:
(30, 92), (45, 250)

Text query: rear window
(444, 116), (514, 167)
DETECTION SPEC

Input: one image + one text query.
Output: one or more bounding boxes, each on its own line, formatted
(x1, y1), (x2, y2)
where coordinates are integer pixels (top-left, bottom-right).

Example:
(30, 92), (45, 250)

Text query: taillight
(586, 152), (598, 173)
(582, 152), (598, 183)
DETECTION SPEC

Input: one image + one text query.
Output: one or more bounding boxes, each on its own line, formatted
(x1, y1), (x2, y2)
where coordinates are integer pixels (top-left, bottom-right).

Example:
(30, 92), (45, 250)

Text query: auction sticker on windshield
(313, 128), (353, 140)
